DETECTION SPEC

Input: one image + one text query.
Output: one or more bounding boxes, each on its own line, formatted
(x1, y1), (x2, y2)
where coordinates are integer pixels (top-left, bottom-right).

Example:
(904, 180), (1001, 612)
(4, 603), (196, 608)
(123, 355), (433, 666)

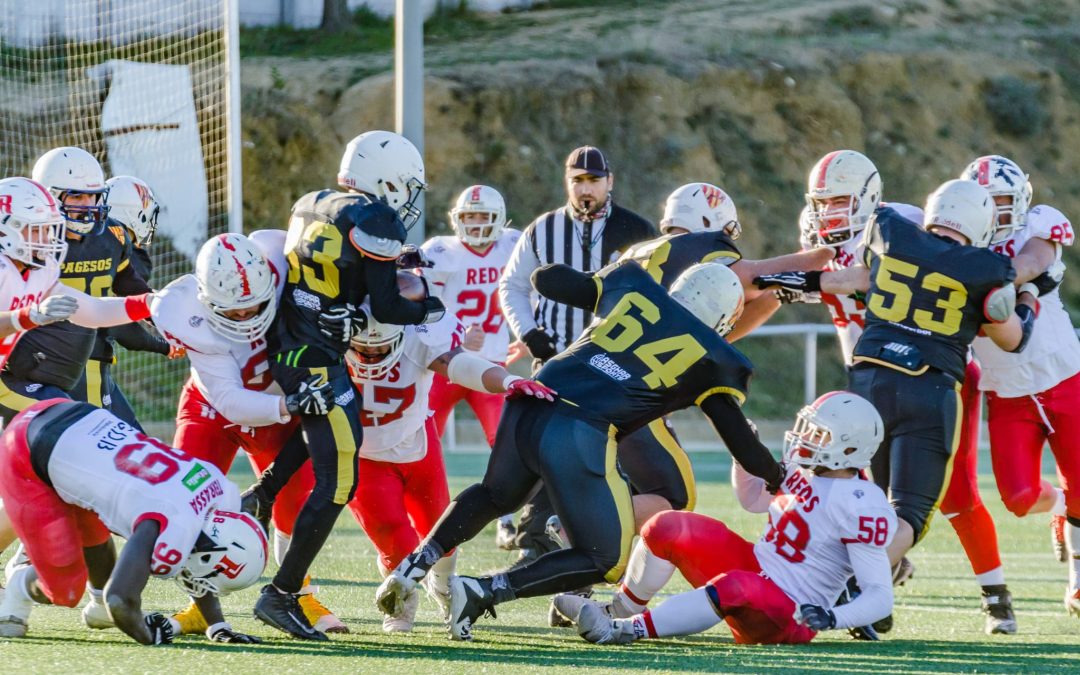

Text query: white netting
(0, 0), (238, 425)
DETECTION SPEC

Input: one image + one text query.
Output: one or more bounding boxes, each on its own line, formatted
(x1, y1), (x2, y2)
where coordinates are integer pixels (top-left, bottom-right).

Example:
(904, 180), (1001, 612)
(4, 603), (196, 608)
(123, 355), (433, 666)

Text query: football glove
(1029, 259), (1065, 296)
(144, 612), (176, 645)
(522, 327), (557, 361)
(397, 244), (432, 269)
(765, 461), (786, 495)
(421, 296), (446, 324)
(208, 623), (263, 644)
(504, 377), (557, 402)
(317, 303), (359, 346)
(753, 271), (823, 293)
(285, 375), (335, 416)
(28, 294), (79, 327)
(775, 287), (822, 305)
(794, 604), (836, 631)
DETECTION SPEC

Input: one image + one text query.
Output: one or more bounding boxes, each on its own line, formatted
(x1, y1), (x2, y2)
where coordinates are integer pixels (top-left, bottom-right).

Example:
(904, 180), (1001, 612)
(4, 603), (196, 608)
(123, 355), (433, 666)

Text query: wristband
(125, 293), (153, 321)
(502, 375), (522, 391)
(9, 307), (35, 331)
(205, 621), (231, 639)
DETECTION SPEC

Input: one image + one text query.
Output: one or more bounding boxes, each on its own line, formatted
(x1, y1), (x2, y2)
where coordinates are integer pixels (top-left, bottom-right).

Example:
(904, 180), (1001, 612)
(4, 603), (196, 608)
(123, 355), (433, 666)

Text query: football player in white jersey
(151, 231), (344, 635)
(554, 391), (895, 645)
(0, 177), (162, 563)
(344, 271), (555, 633)
(776, 151), (1017, 634)
(422, 186), (523, 549)
(961, 155), (1080, 615)
(0, 399), (266, 644)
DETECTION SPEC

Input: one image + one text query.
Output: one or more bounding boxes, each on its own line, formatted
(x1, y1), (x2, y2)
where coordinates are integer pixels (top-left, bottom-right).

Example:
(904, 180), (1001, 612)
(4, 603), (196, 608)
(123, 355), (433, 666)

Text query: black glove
(765, 461), (786, 495)
(208, 624), (263, 644)
(753, 270), (823, 293)
(397, 244), (432, 269)
(421, 296), (446, 324)
(1030, 262), (1065, 296)
(794, 604), (836, 631)
(318, 303), (359, 346)
(522, 327), (557, 361)
(285, 375), (335, 416)
(775, 287), (822, 305)
(144, 612), (175, 645)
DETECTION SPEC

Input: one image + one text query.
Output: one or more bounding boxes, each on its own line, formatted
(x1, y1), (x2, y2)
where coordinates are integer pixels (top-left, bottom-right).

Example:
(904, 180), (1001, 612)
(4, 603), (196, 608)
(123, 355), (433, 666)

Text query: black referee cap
(565, 146), (610, 177)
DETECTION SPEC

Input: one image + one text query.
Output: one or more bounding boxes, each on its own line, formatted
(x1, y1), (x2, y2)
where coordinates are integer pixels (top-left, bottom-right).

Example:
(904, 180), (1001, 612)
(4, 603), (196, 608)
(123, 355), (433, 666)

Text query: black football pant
(429, 397), (635, 598)
(849, 363), (961, 542)
(515, 416), (696, 553)
(266, 358), (361, 593)
(69, 360), (144, 431)
(0, 371), (70, 423)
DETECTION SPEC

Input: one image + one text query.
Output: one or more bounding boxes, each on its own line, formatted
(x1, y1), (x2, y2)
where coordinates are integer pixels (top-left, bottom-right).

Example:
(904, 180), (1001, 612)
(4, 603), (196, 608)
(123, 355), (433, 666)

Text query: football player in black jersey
(376, 260), (784, 641)
(250, 130), (446, 640)
(756, 179), (1039, 572)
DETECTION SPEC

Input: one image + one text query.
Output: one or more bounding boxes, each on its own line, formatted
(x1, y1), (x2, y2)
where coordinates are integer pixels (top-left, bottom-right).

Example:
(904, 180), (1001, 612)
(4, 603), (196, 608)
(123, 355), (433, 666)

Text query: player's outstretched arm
(49, 284), (153, 328)
(699, 393), (784, 492)
(1011, 237), (1058, 284)
(105, 519), (161, 645)
(752, 264), (869, 297)
(530, 263), (599, 310)
(731, 248), (834, 288)
(429, 347), (556, 400)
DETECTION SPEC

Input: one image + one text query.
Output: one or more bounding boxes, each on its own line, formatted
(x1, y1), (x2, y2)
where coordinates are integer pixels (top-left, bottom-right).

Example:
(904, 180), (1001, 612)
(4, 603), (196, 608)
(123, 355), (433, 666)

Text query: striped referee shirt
(499, 203), (656, 352)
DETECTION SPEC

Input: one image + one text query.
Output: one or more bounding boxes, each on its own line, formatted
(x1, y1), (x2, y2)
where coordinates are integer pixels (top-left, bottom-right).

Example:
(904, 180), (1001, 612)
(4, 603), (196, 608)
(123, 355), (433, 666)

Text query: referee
(499, 145), (656, 561)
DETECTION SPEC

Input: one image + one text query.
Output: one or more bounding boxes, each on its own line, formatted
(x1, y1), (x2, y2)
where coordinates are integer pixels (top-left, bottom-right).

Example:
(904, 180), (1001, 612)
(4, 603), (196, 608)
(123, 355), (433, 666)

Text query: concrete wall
(239, 0), (538, 28)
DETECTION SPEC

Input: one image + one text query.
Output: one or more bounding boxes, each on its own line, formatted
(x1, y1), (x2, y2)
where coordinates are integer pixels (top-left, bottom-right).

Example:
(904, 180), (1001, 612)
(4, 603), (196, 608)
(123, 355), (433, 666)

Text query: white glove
(12, 294), (79, 330)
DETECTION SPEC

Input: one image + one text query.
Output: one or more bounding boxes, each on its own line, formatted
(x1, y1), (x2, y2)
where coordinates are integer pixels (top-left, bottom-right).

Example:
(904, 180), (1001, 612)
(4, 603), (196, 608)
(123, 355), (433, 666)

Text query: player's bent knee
(1001, 485), (1041, 517)
(894, 505), (931, 544)
(640, 510), (692, 559)
(706, 570), (756, 613)
(48, 567), (88, 608)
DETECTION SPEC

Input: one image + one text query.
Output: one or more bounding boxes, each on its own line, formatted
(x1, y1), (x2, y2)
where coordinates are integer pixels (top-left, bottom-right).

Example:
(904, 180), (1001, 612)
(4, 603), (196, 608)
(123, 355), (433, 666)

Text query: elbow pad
(1010, 304), (1037, 353)
(446, 351), (499, 392)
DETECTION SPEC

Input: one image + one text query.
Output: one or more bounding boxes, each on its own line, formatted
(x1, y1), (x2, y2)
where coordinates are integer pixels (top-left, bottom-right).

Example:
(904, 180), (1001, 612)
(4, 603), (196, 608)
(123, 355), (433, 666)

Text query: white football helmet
(346, 304), (406, 381)
(105, 175), (159, 246)
(660, 183), (741, 239)
(784, 391), (883, 471)
(669, 262), (745, 336)
(805, 150), (882, 247)
(176, 509), (268, 597)
(450, 185), (508, 247)
(337, 130), (427, 230)
(924, 179), (996, 248)
(959, 154), (1032, 243)
(31, 146), (109, 235)
(195, 233), (277, 342)
(0, 177), (68, 267)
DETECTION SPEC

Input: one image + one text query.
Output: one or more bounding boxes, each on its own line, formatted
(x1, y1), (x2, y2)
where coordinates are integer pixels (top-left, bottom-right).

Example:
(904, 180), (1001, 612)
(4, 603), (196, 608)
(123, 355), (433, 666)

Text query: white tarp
(97, 59), (208, 261)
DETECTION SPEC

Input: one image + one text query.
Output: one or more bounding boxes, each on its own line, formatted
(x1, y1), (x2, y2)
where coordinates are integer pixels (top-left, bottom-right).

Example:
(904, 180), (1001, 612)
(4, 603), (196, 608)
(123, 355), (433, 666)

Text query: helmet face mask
(782, 391), (884, 471)
(450, 185), (508, 247)
(804, 150), (882, 248)
(195, 234), (277, 343)
(959, 155), (1031, 245)
(176, 510), (267, 597)
(346, 305), (405, 381)
(0, 177), (68, 268)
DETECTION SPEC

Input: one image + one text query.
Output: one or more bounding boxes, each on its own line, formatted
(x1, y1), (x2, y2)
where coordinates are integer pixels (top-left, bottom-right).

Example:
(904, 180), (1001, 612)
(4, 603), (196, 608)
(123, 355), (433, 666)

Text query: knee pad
(1001, 485), (1041, 517)
(48, 566), (88, 608)
(640, 510), (692, 560)
(705, 570), (756, 614)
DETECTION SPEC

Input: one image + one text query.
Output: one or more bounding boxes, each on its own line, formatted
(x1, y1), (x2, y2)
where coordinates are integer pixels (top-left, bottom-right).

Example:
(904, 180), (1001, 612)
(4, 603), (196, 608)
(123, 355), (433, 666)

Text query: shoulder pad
(408, 313), (462, 354)
(884, 201), (924, 226)
(150, 276), (222, 354)
(983, 283), (1017, 323)
(345, 201), (407, 259)
(1026, 205), (1074, 246)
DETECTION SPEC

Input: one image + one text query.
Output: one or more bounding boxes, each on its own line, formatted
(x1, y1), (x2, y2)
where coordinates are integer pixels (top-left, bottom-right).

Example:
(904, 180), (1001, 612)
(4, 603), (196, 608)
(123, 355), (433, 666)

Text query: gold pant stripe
(85, 361), (104, 408)
(306, 366), (356, 506)
(603, 424), (636, 583)
(920, 382), (963, 541)
(0, 377), (44, 413)
(648, 418), (697, 512)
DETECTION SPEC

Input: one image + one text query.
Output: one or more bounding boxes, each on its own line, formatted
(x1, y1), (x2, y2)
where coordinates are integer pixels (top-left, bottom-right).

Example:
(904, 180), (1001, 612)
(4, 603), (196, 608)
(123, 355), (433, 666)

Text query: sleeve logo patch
(182, 464), (211, 492)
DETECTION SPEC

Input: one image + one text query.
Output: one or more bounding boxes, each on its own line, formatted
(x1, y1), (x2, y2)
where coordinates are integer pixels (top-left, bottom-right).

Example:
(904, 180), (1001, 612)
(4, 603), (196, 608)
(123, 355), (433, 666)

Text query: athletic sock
(0, 565), (35, 620)
(274, 530), (291, 568)
(620, 539), (676, 610)
(1067, 516), (1080, 590)
(629, 588), (720, 638)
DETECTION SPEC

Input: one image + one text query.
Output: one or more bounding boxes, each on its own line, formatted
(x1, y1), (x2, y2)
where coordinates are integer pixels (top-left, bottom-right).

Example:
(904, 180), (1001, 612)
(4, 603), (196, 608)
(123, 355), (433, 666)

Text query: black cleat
(241, 486), (273, 535)
(981, 585), (1018, 635)
(848, 623), (881, 641)
(254, 584), (328, 641)
(838, 576), (884, 639)
(448, 576), (497, 641)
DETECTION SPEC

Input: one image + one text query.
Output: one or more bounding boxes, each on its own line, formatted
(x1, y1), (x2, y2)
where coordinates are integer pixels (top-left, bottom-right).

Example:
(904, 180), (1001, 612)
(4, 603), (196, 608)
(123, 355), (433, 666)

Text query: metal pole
(395, 0), (424, 244)
(226, 0), (243, 233)
(803, 330), (817, 404)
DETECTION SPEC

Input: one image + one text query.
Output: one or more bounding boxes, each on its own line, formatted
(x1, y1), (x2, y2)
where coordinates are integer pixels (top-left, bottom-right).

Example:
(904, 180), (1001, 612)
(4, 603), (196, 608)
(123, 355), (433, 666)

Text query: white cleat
(82, 597), (114, 630)
(422, 575), (451, 622)
(0, 615), (27, 638)
(376, 571), (418, 617)
(1066, 587), (1080, 617)
(576, 602), (638, 645)
(382, 589), (419, 634)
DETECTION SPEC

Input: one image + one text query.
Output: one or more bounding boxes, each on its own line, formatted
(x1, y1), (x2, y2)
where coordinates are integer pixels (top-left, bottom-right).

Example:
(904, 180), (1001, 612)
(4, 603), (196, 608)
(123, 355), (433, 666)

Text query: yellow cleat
(172, 601), (209, 635)
(298, 577), (348, 634)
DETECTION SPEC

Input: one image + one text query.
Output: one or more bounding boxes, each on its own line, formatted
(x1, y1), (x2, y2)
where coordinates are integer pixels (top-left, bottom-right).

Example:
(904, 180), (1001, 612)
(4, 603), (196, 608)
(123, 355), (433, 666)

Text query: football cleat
(298, 590), (349, 634)
(81, 595), (114, 630)
(892, 557), (915, 586)
(981, 585), (1018, 635)
(376, 570), (420, 617)
(1052, 515), (1067, 563)
(171, 600), (209, 635)
(495, 518), (518, 551)
(545, 515), (566, 549)
(422, 574), (451, 621)
(837, 576), (882, 639)
(1065, 587), (1080, 617)
(447, 576), (496, 641)
(0, 615), (27, 638)
(550, 587), (593, 628)
(383, 588), (420, 633)
(254, 584), (328, 641)
(848, 623), (881, 641)
(576, 602), (637, 645)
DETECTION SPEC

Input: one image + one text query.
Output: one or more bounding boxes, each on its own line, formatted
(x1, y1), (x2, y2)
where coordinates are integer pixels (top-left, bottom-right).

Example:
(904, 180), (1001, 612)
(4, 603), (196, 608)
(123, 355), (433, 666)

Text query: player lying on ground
(554, 391), (894, 645)
(376, 260), (785, 641)
(0, 399), (267, 645)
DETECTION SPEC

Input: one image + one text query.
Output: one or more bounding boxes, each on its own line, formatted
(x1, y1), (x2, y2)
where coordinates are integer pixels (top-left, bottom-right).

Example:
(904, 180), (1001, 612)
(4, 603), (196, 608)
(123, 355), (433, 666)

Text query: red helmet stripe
(218, 233), (237, 251)
(815, 151), (842, 190)
(232, 254), (252, 296)
(976, 157), (990, 186)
